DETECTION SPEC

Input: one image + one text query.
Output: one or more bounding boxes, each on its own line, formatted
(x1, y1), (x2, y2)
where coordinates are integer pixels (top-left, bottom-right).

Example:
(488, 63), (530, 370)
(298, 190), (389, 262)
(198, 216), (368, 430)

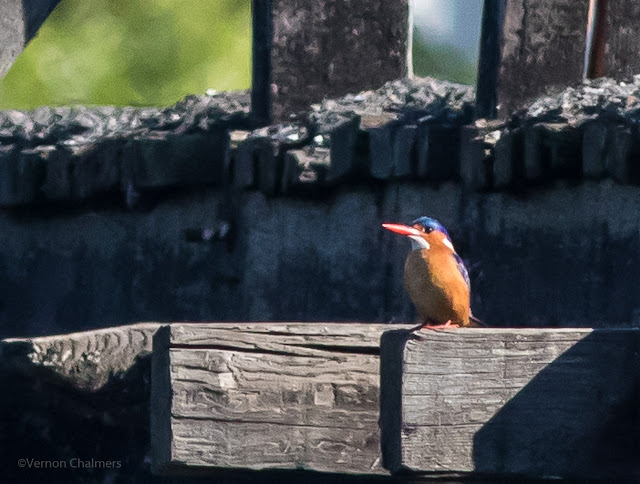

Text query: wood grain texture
(605, 1), (640, 82)
(270, 0), (410, 121)
(380, 328), (640, 480)
(1, 322), (160, 390)
(151, 322), (413, 476)
(496, 0), (590, 117)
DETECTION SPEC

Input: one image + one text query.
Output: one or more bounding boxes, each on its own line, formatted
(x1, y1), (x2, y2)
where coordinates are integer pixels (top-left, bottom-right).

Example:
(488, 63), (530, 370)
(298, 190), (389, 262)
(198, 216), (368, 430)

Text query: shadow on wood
(472, 330), (640, 480)
(379, 328), (640, 480)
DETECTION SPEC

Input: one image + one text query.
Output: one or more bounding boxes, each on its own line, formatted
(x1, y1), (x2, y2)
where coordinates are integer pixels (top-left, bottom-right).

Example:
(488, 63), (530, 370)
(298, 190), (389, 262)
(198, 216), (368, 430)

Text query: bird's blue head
(382, 216), (455, 252)
(411, 216), (451, 242)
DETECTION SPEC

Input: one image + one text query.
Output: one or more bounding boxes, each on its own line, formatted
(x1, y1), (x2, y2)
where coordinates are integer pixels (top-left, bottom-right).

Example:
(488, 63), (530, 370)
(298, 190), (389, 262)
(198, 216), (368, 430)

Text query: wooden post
(491, 0), (590, 118)
(253, 0), (412, 123)
(0, 0), (62, 78)
(380, 328), (640, 480)
(604, 1), (640, 81)
(151, 322), (413, 476)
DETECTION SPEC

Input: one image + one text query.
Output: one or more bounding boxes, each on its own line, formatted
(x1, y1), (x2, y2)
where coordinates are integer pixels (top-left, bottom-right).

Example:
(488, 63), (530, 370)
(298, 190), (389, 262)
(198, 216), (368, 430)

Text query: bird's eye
(424, 226), (433, 234)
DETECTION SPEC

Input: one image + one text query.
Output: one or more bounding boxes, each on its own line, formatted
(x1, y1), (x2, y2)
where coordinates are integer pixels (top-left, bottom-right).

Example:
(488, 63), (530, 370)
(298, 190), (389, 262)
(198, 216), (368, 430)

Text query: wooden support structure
(5, 322), (640, 482)
(0, 0), (63, 78)
(253, 0), (412, 123)
(477, 0), (640, 120)
(605, 1), (640, 81)
(380, 328), (640, 480)
(151, 322), (412, 476)
(491, 0), (591, 118)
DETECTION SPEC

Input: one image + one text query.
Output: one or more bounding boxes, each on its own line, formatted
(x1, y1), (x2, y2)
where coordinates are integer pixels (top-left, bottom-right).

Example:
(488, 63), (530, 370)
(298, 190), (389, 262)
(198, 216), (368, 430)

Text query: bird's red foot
(426, 320), (459, 329)
(410, 320), (459, 332)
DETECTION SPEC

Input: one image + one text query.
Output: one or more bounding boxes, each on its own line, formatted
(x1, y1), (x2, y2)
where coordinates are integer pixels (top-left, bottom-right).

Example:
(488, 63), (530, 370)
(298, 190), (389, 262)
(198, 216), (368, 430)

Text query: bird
(382, 216), (480, 329)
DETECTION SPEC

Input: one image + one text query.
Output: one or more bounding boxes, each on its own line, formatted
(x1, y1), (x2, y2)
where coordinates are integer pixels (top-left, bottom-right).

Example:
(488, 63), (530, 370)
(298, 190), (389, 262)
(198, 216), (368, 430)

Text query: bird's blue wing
(453, 253), (470, 290)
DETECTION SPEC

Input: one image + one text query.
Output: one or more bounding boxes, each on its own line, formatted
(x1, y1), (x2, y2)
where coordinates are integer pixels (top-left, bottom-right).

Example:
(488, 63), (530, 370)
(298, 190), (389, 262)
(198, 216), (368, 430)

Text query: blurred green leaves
(0, 0), (251, 109)
(413, 29), (477, 86)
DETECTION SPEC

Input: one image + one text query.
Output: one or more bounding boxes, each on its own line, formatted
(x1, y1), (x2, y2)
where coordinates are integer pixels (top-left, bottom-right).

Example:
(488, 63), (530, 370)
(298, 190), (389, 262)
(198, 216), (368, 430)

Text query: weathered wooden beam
(1, 323), (162, 482)
(495, 0), (590, 118)
(380, 328), (640, 480)
(1, 322), (160, 390)
(151, 322), (412, 476)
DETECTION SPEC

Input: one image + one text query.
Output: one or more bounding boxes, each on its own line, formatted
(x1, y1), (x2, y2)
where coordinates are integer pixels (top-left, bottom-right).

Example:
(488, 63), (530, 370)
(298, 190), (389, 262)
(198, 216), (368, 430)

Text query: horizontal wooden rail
(7, 322), (639, 481)
(380, 327), (640, 480)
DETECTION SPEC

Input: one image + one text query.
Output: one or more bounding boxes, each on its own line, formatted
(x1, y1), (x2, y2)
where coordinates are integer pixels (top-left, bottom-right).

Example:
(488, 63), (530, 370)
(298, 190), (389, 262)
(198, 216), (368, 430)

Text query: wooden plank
(151, 322), (413, 476)
(496, 0), (590, 118)
(380, 328), (640, 480)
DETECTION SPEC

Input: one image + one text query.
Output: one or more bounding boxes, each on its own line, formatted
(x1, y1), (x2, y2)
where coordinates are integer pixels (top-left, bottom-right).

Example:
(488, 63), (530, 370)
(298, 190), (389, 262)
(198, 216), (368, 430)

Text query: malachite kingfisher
(383, 216), (481, 329)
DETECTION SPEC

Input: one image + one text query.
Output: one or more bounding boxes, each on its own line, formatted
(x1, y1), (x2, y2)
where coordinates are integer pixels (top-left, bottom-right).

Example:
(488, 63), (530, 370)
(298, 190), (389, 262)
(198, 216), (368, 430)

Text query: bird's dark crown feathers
(411, 216), (451, 241)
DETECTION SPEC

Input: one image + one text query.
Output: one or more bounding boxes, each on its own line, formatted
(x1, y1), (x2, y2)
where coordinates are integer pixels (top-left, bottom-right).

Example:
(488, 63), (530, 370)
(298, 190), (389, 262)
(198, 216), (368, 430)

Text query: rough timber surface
(1, 323), (162, 484)
(380, 328), (640, 480)
(151, 322), (413, 476)
(0, 0), (62, 78)
(496, 0), (589, 118)
(1, 322), (160, 390)
(270, 0), (410, 121)
(605, 1), (640, 82)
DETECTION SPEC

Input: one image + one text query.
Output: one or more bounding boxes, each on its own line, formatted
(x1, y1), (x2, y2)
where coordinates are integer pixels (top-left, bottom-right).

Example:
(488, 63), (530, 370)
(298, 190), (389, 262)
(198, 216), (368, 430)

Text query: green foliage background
(413, 30), (476, 86)
(0, 1), (475, 110)
(0, 0), (252, 109)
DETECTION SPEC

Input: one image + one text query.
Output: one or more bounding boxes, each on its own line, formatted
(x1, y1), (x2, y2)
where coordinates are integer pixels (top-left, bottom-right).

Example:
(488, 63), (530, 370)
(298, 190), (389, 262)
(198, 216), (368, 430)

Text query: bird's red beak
(382, 223), (423, 237)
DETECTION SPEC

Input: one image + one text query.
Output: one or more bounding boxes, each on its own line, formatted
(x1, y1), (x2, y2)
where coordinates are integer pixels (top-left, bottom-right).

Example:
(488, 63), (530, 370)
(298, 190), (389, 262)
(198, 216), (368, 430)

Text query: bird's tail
(469, 313), (487, 327)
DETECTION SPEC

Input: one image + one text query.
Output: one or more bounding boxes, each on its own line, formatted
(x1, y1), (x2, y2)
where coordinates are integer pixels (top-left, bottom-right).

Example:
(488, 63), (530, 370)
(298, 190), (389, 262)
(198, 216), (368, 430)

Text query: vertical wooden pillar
(479, 0), (590, 119)
(604, 1), (640, 80)
(0, 0), (63, 78)
(253, 0), (412, 123)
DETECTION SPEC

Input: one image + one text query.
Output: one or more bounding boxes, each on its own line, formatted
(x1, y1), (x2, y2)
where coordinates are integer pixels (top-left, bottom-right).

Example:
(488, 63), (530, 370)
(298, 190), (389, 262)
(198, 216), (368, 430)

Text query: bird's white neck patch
(442, 237), (455, 251)
(409, 236), (430, 250)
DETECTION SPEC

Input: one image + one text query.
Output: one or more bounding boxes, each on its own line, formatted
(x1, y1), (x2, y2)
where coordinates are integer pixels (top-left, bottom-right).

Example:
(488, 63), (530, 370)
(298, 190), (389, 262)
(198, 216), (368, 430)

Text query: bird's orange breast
(404, 247), (471, 326)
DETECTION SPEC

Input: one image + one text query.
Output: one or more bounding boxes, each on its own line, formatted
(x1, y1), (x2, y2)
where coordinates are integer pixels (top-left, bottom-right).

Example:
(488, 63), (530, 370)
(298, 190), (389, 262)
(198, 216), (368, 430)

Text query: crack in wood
(169, 343), (380, 356)
(171, 414), (374, 432)
(299, 344), (380, 356)
(169, 343), (311, 358)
